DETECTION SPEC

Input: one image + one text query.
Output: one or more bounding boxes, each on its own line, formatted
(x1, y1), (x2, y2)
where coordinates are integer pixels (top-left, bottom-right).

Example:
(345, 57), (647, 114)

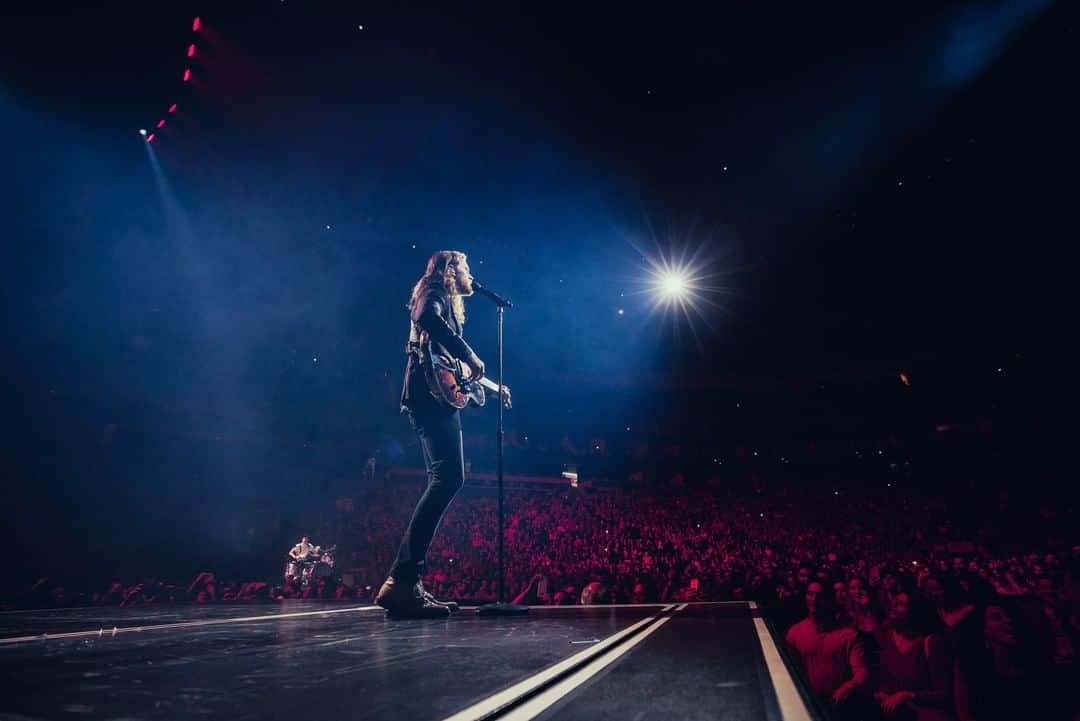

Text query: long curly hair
(408, 250), (467, 326)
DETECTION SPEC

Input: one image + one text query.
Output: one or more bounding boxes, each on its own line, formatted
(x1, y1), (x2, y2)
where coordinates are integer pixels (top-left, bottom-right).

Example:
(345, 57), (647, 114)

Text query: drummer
(289, 536), (318, 561)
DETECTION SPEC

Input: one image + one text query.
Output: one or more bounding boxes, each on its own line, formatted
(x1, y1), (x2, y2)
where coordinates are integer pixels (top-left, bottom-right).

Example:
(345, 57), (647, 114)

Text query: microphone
(472, 281), (513, 308)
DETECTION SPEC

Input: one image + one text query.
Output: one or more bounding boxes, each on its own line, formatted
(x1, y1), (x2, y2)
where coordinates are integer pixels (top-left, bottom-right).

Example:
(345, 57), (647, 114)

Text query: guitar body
(421, 344), (486, 410)
(418, 341), (511, 411)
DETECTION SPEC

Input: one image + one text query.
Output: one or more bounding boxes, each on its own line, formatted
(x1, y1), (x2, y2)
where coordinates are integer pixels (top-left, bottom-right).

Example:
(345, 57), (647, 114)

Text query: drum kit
(284, 545), (336, 587)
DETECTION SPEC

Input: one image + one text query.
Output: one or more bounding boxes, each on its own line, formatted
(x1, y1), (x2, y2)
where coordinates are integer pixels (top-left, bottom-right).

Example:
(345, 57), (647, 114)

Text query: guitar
(420, 342), (512, 410)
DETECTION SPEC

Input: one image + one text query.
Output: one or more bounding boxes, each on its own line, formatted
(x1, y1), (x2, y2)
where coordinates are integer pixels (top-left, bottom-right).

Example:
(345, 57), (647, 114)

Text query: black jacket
(400, 285), (476, 412)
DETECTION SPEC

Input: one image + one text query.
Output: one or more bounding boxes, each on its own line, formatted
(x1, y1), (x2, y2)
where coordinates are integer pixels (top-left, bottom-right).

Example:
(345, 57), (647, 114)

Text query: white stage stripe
(748, 601), (813, 721)
(498, 616), (674, 720)
(0, 605), (383, 646)
(441, 613), (664, 721)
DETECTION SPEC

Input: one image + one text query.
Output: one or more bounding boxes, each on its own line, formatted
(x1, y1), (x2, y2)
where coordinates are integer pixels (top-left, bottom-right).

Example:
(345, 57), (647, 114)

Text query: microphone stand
(475, 283), (528, 616)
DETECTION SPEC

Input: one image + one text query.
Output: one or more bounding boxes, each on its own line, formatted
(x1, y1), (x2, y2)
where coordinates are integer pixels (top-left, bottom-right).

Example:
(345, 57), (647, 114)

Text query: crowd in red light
(15, 477), (1076, 720)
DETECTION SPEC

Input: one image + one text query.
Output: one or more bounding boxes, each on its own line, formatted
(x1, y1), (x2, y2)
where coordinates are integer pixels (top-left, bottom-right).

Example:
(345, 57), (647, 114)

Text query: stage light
(138, 128), (147, 136)
(641, 246), (711, 312)
(188, 44), (196, 58)
(146, 133), (156, 143)
(168, 103), (177, 113)
(648, 262), (695, 306)
(183, 68), (191, 82)
(156, 119), (166, 129)
(635, 240), (728, 341)
(192, 17), (200, 32)
(660, 271), (688, 299)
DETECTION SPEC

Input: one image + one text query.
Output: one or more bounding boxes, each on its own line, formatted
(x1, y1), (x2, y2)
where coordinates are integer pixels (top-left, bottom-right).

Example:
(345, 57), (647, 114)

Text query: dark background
(2, 0), (1076, 590)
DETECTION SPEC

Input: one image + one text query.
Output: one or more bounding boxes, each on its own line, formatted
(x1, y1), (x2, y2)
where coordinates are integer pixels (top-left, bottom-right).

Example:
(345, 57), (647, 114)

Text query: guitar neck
(474, 374), (511, 408)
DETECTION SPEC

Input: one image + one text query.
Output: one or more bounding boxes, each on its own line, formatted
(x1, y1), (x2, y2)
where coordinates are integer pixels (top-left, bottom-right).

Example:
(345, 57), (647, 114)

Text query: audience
(784, 580), (872, 718)
(9, 476), (1077, 721)
(873, 580), (953, 720)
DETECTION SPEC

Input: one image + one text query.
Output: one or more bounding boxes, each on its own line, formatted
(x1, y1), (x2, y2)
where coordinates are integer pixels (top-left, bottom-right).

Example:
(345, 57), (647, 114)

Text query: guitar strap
(407, 333), (440, 368)
(402, 336), (441, 409)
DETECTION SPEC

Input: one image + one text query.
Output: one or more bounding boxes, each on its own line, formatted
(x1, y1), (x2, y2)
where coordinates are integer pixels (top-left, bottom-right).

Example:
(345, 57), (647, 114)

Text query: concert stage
(0, 601), (816, 721)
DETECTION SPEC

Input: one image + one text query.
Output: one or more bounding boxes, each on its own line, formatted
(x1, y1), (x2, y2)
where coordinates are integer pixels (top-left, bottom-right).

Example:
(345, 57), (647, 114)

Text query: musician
(375, 250), (485, 618)
(289, 536), (317, 561)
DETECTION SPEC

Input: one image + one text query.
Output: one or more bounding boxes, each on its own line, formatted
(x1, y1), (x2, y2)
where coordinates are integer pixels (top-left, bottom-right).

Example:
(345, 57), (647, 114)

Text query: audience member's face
(806, 581), (823, 615)
(833, 580), (847, 605)
(888, 592), (912, 626)
(848, 579), (870, 607)
(983, 605), (1015, 645)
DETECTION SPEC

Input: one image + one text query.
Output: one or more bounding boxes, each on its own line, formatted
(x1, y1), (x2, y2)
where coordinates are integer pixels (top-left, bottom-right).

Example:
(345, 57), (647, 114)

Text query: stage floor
(0, 601), (815, 721)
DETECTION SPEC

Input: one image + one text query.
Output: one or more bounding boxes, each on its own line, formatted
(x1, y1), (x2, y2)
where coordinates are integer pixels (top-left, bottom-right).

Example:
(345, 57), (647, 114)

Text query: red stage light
(157, 119), (166, 129)
(192, 17), (200, 32)
(183, 68), (191, 82)
(188, 44), (196, 58)
(168, 103), (177, 113)
(147, 133), (156, 143)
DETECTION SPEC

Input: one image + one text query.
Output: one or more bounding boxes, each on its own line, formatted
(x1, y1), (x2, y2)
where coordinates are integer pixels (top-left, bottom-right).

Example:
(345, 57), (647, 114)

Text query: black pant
(389, 405), (465, 584)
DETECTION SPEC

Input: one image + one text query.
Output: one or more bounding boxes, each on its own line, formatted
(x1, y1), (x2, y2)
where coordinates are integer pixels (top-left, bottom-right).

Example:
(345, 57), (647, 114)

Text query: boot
(374, 576), (450, 618)
(415, 580), (460, 612)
